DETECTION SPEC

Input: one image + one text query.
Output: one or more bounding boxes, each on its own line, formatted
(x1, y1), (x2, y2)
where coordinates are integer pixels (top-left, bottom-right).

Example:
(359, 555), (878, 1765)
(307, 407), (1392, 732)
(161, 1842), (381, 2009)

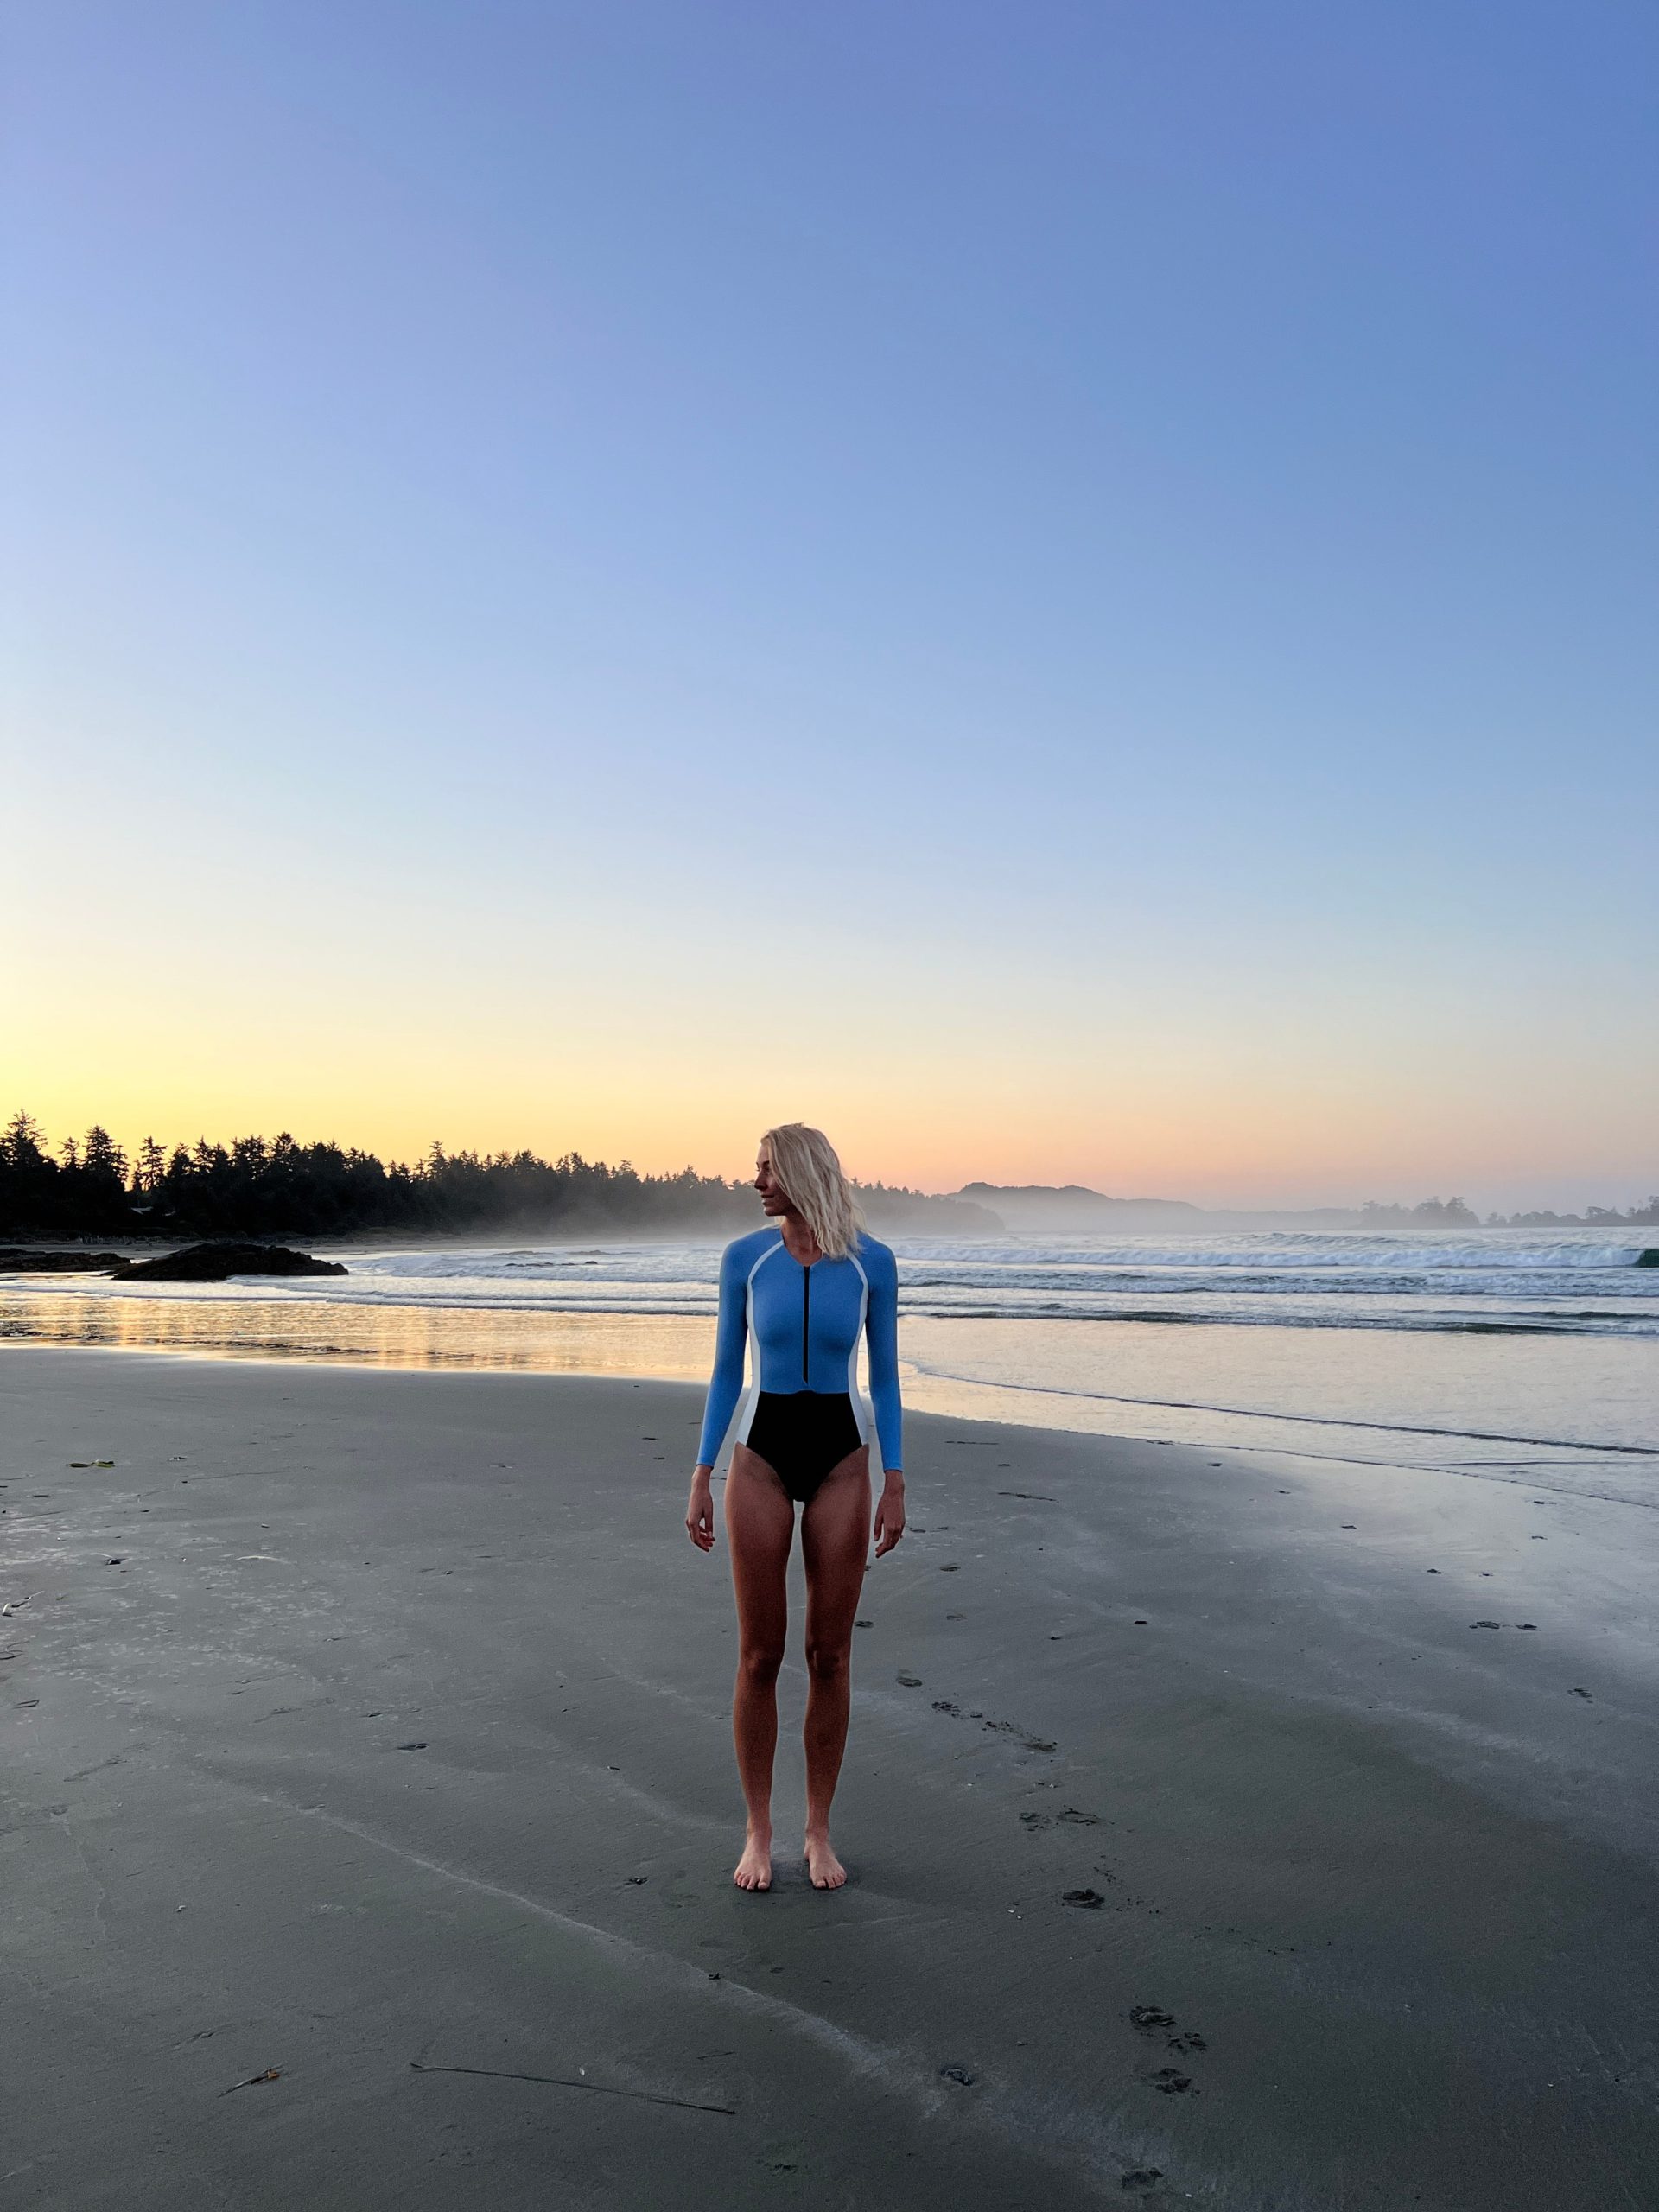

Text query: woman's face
(754, 1147), (792, 1216)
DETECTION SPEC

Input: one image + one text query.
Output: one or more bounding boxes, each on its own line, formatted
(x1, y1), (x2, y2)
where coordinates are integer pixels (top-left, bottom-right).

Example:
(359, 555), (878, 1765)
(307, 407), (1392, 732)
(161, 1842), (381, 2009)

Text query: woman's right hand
(686, 1465), (716, 1552)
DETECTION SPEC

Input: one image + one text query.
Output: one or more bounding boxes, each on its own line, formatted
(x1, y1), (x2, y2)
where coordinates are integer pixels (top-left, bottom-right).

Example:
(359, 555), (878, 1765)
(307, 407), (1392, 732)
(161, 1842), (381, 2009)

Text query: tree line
(1356, 1194), (1659, 1229)
(1350, 1195), (1659, 1228)
(4, 1113), (1653, 1241)
(0, 1113), (992, 1241)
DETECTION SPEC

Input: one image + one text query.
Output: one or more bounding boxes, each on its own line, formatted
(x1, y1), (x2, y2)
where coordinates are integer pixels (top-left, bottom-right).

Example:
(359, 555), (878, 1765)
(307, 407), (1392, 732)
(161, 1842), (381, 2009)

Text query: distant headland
(955, 1183), (1659, 1232)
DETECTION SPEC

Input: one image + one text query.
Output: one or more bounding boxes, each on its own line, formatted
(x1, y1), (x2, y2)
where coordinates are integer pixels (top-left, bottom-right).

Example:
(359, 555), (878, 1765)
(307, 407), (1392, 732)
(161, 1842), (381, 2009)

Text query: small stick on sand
(408, 2061), (734, 2115)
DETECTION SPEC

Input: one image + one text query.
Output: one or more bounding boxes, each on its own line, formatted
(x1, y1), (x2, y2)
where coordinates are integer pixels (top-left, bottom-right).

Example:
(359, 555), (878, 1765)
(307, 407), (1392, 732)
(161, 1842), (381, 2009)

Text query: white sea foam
(6, 1229), (1656, 1338)
(339, 1230), (1659, 1314)
(340, 1230), (1656, 1282)
(887, 1233), (1656, 1273)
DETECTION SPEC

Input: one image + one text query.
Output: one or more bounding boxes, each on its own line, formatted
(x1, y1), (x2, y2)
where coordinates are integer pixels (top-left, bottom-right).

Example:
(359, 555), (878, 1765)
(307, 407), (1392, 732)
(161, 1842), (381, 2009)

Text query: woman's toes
(804, 1837), (846, 1889)
(734, 1837), (772, 1890)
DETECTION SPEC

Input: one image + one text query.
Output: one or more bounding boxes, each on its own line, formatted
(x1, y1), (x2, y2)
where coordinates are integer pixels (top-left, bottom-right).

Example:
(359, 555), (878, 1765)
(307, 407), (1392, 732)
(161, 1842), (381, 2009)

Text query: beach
(3, 1345), (1655, 2209)
(14, 2), (1654, 2201)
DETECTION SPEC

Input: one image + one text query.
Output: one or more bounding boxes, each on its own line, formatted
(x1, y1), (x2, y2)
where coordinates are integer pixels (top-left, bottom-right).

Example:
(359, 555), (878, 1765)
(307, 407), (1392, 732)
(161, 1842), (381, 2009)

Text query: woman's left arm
(687, 1239), (748, 1552)
(865, 1243), (906, 1555)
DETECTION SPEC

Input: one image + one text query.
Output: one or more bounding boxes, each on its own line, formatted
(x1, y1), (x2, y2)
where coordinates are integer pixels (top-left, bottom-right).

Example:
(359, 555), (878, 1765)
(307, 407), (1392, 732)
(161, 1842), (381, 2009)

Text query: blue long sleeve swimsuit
(696, 1228), (903, 1488)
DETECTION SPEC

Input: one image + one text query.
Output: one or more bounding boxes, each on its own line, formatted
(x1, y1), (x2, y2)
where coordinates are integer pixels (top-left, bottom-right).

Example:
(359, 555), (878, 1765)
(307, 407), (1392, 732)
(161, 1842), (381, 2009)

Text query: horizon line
(3, 1109), (1652, 1224)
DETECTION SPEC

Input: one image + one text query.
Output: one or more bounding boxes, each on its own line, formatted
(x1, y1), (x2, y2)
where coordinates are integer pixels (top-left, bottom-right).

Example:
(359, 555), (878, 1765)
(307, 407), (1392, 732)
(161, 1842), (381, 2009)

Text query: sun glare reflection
(0, 1293), (716, 1377)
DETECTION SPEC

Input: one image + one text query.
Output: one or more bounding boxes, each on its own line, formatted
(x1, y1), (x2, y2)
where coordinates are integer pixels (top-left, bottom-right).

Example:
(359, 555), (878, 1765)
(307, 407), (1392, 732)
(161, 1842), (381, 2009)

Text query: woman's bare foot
(734, 1829), (773, 1891)
(804, 1828), (846, 1890)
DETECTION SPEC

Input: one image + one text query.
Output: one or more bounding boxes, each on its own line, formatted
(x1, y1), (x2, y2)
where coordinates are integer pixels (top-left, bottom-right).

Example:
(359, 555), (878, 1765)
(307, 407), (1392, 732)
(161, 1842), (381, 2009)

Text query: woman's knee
(804, 1637), (849, 1684)
(738, 1643), (785, 1688)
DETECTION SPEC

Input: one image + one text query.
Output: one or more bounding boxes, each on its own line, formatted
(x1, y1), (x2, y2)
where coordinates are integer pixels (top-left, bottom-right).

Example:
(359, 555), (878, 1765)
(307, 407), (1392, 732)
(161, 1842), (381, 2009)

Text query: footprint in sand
(991, 1722), (1056, 1751)
(1147, 2067), (1192, 2094)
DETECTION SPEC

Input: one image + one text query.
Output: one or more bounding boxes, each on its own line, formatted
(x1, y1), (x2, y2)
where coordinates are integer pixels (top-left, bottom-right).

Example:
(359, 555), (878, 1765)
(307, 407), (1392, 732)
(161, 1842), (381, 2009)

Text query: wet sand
(2, 1348), (1655, 2209)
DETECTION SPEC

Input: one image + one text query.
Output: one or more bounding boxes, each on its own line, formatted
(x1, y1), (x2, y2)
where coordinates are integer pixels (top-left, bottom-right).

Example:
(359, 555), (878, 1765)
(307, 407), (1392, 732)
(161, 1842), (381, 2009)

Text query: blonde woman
(686, 1124), (905, 1891)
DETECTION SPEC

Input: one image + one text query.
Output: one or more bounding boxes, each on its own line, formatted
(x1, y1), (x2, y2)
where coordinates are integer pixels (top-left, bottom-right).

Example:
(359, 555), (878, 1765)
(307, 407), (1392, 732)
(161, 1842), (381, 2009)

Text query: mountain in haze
(954, 1183), (1389, 1231)
(956, 1182), (1203, 1228)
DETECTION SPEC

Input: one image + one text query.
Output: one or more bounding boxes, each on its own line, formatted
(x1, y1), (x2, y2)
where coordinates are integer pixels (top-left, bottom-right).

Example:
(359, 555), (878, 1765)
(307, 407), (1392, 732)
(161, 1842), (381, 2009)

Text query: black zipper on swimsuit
(801, 1260), (810, 1383)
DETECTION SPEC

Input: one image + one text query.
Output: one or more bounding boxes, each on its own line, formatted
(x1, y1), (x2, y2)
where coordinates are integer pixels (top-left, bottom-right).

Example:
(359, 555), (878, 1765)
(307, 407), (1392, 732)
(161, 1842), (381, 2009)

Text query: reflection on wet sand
(0, 1293), (715, 1378)
(5, 1290), (1651, 1503)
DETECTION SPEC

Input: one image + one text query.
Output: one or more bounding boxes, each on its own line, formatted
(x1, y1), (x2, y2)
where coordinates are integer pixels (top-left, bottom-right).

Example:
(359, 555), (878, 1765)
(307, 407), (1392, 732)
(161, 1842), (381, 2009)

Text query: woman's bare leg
(799, 1447), (872, 1889)
(724, 1445), (795, 1890)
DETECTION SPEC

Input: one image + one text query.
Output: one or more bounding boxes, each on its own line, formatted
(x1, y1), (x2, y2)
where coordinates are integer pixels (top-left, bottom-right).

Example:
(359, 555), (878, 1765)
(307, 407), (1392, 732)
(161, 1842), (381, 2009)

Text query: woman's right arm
(687, 1241), (747, 1551)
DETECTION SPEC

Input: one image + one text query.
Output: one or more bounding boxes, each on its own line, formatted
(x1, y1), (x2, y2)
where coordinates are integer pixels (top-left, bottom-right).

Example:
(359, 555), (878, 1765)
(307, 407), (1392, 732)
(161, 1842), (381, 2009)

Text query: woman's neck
(779, 1213), (823, 1265)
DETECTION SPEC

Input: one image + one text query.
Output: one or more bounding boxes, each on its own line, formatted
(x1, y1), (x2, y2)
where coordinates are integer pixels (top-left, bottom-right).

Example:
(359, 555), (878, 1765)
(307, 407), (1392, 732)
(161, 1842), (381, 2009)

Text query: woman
(685, 1123), (905, 1891)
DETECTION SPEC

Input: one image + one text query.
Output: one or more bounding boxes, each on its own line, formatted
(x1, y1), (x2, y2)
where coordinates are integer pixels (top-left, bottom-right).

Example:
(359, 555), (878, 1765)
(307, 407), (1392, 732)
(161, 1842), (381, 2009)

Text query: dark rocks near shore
(115, 1243), (348, 1282)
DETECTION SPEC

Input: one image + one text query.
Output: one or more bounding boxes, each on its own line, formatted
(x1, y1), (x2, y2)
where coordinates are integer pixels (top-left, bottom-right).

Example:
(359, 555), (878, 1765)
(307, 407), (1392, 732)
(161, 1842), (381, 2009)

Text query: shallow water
(9, 1224), (1658, 1332)
(4, 1227), (1655, 1509)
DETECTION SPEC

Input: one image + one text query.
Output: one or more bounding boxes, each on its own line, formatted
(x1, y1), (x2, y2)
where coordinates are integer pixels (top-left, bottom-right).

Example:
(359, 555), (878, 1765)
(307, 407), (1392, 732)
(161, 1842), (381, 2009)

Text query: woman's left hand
(873, 1474), (906, 1557)
(686, 1465), (717, 1552)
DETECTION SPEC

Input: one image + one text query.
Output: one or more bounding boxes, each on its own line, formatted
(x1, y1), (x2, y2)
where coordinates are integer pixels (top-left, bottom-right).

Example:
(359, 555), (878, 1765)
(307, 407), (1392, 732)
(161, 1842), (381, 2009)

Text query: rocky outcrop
(956, 1183), (1201, 1230)
(115, 1243), (348, 1281)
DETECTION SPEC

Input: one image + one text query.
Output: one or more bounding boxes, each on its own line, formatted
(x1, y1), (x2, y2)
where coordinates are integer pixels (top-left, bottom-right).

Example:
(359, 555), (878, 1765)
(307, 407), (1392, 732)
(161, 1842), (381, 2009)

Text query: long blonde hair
(762, 1123), (865, 1261)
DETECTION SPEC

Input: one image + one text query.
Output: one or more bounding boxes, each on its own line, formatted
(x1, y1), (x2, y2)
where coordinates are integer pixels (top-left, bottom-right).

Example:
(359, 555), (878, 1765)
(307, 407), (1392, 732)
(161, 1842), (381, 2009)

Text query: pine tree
(2, 1110), (49, 1169)
(81, 1126), (128, 1184)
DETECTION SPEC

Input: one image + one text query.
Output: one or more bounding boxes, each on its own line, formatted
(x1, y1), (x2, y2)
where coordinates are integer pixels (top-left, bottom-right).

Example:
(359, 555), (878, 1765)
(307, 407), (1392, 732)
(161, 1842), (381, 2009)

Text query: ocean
(4, 1227), (1655, 1505)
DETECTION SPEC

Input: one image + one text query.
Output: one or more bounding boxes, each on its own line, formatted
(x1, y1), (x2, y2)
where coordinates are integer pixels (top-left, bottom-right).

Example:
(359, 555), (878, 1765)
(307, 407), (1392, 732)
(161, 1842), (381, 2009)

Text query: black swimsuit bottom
(745, 1390), (863, 1504)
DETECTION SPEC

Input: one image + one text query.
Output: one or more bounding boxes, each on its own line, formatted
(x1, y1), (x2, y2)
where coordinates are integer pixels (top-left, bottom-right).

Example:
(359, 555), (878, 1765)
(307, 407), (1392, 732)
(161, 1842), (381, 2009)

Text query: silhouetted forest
(4, 1114), (1654, 1242)
(1363, 1196), (1659, 1227)
(0, 1114), (995, 1241)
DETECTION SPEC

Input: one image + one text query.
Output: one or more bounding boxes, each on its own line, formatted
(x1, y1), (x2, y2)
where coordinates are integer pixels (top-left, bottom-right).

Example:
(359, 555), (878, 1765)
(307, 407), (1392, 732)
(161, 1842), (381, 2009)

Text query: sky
(3, 0), (1655, 1210)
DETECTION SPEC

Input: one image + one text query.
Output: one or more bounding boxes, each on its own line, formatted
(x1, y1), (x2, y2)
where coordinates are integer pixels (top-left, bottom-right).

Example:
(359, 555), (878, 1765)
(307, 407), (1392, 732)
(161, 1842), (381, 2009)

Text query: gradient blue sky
(4, 1), (1655, 1206)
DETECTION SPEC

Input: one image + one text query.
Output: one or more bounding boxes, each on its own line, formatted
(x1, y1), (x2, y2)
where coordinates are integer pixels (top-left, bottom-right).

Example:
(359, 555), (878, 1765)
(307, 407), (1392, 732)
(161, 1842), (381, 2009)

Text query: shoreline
(3, 1350), (1656, 2208)
(3, 1293), (1654, 1503)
